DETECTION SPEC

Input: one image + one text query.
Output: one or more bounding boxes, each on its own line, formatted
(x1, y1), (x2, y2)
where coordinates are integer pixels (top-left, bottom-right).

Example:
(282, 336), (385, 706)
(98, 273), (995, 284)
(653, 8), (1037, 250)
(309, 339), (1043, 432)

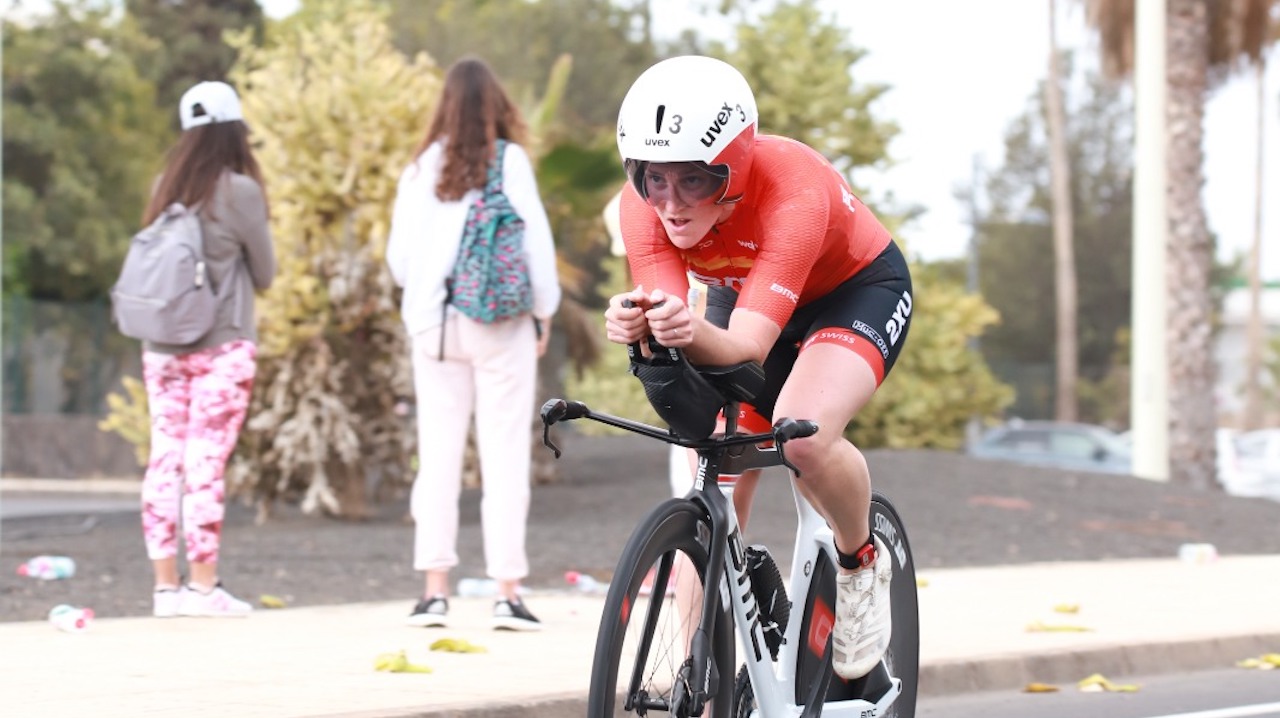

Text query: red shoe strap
(836, 538), (876, 571)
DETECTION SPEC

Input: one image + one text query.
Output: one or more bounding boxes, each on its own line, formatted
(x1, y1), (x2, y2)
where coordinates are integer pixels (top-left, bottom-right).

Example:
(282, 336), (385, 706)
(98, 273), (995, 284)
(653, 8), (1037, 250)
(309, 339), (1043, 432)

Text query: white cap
(179, 81), (244, 130)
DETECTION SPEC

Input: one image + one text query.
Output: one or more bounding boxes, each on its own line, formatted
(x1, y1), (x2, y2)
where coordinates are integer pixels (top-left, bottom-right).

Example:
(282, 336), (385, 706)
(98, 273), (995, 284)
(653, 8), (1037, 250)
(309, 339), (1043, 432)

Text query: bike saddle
(697, 360), (766, 405)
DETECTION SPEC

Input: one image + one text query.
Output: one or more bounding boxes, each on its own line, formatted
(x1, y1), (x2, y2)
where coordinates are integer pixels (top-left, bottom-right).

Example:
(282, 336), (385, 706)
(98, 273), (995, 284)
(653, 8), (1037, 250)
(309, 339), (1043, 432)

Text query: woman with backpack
(386, 57), (560, 631)
(138, 80), (276, 618)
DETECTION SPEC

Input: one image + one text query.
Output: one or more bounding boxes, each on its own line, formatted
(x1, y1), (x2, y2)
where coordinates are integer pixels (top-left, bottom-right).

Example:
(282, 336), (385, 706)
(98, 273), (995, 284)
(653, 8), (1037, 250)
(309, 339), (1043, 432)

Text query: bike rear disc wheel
(871, 491), (919, 718)
(587, 499), (734, 718)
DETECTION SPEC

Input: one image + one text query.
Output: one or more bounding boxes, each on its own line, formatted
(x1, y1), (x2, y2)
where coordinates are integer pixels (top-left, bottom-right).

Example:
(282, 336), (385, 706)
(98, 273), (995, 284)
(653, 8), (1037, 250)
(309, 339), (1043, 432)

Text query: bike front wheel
(587, 498), (734, 718)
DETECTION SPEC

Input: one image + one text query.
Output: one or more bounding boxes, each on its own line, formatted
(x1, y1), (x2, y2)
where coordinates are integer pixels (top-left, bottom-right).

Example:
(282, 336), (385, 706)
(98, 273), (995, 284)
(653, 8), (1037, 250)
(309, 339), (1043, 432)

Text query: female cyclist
(603, 55), (914, 680)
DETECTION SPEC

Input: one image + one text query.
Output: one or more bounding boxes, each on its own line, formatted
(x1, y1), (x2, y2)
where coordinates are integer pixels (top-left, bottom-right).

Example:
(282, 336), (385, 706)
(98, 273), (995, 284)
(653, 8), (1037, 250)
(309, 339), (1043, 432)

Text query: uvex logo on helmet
(700, 102), (747, 148)
(617, 56), (759, 205)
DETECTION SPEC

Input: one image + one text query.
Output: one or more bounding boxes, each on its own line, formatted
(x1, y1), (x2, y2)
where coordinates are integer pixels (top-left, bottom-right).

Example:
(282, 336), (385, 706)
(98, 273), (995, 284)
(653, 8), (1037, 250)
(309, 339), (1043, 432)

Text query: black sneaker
(492, 598), (542, 631)
(407, 595), (449, 628)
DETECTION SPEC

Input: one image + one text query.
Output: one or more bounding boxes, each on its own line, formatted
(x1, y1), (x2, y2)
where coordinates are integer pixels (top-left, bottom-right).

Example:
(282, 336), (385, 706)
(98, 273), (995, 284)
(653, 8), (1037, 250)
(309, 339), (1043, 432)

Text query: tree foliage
(974, 58), (1135, 421)
(722, 0), (897, 180)
(124, 0), (264, 116)
(2, 1), (170, 301)
(385, 0), (656, 130)
(854, 273), (1012, 449)
(221, 2), (440, 517)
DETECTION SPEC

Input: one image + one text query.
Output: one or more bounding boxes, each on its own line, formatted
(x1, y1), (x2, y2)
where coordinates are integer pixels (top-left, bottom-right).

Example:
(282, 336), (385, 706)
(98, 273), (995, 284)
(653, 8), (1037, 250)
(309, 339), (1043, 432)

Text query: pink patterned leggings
(141, 340), (256, 564)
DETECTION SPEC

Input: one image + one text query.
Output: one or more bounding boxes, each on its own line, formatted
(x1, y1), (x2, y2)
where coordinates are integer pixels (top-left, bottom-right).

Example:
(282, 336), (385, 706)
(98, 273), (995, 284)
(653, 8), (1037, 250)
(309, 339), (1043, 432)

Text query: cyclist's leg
(774, 348), (877, 557)
(777, 242), (914, 679)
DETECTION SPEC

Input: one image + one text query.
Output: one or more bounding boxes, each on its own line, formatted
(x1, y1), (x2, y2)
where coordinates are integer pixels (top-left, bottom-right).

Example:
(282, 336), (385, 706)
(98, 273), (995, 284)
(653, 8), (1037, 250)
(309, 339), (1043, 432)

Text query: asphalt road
(918, 666), (1280, 718)
(4, 433), (1280, 623)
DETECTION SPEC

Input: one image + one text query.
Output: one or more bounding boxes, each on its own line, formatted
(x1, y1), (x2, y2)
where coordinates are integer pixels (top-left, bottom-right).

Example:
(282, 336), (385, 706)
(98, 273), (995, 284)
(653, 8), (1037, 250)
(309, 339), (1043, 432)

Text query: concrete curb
(318, 693), (588, 718)
(918, 631), (1280, 696)
(319, 632), (1280, 718)
(0, 477), (140, 494)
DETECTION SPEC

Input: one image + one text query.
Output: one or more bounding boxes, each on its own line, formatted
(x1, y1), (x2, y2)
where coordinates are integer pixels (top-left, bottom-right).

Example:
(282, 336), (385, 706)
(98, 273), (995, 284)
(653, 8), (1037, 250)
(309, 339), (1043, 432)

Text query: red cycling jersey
(621, 134), (893, 328)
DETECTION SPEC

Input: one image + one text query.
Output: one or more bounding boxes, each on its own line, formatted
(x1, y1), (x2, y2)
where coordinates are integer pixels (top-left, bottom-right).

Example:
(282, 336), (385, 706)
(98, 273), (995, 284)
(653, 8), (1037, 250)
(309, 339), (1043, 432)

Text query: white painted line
(1147, 703), (1280, 718)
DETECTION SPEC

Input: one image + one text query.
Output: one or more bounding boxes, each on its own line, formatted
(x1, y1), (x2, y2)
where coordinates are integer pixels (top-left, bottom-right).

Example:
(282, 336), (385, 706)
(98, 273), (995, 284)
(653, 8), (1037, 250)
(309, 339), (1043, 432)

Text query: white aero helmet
(617, 56), (758, 204)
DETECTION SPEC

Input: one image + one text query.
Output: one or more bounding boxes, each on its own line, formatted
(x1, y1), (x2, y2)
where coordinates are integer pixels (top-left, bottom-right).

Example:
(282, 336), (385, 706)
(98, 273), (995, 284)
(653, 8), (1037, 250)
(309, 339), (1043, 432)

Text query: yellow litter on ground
(374, 650), (432, 673)
(1026, 620), (1092, 633)
(1236, 653), (1280, 670)
(429, 637), (488, 653)
(1077, 673), (1139, 692)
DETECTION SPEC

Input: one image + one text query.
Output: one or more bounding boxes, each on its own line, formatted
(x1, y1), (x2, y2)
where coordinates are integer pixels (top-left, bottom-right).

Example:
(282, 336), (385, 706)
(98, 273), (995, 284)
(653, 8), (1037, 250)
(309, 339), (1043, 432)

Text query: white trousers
(409, 312), (537, 580)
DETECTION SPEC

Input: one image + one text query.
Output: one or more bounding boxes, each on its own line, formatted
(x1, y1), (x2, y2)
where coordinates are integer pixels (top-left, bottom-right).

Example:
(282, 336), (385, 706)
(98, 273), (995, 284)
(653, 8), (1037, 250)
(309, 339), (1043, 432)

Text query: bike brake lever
(541, 423), (560, 459)
(772, 418), (820, 478)
(539, 399), (592, 458)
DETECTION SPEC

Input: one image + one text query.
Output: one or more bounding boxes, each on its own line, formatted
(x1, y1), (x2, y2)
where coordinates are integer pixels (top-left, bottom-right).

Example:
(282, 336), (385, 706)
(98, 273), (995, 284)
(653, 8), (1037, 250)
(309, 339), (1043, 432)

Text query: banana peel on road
(1236, 653), (1280, 670)
(1078, 673), (1140, 692)
(374, 650), (432, 673)
(1025, 620), (1092, 633)
(259, 594), (288, 609)
(430, 637), (488, 654)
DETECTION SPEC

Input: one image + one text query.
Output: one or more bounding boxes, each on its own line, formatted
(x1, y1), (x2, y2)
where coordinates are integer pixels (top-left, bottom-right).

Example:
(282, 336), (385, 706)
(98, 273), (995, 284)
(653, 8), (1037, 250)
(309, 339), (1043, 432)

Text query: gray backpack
(111, 203), (229, 344)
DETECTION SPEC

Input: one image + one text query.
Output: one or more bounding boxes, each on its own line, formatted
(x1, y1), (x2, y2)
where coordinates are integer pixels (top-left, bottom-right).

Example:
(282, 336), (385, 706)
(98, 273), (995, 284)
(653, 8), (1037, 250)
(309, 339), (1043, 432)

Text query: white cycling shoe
(831, 536), (893, 680)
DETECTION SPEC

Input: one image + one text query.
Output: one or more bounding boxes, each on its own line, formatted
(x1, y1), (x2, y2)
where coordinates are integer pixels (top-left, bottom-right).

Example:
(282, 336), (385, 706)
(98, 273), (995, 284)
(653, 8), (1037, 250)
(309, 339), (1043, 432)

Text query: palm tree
(1047, 0), (1080, 422)
(1083, 0), (1278, 488)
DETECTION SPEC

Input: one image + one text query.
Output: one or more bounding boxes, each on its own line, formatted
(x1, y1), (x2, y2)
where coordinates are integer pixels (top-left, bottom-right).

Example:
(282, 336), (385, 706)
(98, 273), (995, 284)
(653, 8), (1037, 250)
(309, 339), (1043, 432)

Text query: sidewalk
(2, 555), (1278, 718)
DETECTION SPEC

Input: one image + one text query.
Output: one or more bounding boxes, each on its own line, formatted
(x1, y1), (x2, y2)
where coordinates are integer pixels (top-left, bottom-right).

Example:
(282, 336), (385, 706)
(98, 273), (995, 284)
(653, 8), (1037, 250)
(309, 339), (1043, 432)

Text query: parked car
(967, 420), (1133, 475)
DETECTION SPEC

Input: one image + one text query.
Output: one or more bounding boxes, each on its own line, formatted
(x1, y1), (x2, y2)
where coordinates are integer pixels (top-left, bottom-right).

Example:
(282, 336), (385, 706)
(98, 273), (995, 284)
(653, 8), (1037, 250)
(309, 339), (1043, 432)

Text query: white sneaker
(831, 536), (893, 680)
(153, 587), (184, 618)
(407, 595), (450, 628)
(179, 583), (252, 618)
(492, 598), (542, 631)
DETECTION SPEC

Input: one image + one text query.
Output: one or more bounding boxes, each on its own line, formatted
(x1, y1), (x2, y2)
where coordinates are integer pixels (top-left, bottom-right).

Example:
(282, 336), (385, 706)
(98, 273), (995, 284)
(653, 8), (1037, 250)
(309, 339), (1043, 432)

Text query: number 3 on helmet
(617, 55), (759, 205)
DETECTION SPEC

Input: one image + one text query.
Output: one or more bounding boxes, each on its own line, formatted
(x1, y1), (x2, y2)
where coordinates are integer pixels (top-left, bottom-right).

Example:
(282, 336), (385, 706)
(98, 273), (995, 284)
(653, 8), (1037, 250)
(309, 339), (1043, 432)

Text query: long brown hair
(143, 121), (267, 225)
(414, 56), (527, 202)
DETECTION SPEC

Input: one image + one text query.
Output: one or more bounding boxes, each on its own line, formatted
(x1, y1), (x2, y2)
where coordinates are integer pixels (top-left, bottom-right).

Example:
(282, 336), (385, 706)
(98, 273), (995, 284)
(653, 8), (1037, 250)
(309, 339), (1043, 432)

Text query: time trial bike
(539, 344), (918, 718)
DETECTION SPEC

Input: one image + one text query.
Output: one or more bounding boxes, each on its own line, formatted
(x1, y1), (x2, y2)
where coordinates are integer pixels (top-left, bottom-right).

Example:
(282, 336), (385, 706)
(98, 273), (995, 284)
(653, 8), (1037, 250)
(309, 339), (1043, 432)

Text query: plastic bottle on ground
(48, 604), (94, 632)
(456, 577), (498, 598)
(565, 570), (608, 594)
(17, 555), (76, 580)
(1177, 543), (1218, 564)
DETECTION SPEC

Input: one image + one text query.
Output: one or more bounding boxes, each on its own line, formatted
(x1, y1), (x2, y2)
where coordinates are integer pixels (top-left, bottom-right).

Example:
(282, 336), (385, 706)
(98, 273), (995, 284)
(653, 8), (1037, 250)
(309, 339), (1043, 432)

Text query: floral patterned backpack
(445, 139), (533, 325)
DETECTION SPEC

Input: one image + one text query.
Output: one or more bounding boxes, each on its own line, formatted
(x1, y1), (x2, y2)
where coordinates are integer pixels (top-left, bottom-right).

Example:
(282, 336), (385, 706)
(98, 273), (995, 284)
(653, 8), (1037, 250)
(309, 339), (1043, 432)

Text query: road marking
(1148, 703), (1280, 718)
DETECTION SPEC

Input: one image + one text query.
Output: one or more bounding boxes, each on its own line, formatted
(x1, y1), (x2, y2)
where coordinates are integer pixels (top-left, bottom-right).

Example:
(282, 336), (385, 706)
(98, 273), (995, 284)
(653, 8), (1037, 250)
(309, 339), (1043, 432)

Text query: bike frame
(693, 437), (902, 717)
(541, 398), (902, 718)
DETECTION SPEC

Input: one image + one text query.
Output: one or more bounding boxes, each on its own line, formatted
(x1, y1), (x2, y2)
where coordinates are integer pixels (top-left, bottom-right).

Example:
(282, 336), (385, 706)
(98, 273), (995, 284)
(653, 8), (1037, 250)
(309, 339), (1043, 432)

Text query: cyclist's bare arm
(607, 286), (781, 368)
(682, 308), (778, 366)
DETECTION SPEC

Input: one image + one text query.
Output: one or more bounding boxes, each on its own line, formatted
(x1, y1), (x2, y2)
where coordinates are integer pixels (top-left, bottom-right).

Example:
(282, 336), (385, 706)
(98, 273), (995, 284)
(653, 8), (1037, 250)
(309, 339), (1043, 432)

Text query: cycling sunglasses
(637, 162), (729, 207)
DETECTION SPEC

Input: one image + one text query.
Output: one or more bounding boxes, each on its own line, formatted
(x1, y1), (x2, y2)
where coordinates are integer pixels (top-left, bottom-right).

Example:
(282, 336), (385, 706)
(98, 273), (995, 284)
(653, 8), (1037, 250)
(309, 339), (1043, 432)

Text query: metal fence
(3, 297), (140, 415)
(2, 298), (142, 477)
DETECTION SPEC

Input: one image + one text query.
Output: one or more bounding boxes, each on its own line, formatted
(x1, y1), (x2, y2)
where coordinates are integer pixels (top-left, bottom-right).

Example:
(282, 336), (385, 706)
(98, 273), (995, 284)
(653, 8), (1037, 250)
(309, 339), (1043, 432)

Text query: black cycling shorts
(705, 240), (913, 421)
